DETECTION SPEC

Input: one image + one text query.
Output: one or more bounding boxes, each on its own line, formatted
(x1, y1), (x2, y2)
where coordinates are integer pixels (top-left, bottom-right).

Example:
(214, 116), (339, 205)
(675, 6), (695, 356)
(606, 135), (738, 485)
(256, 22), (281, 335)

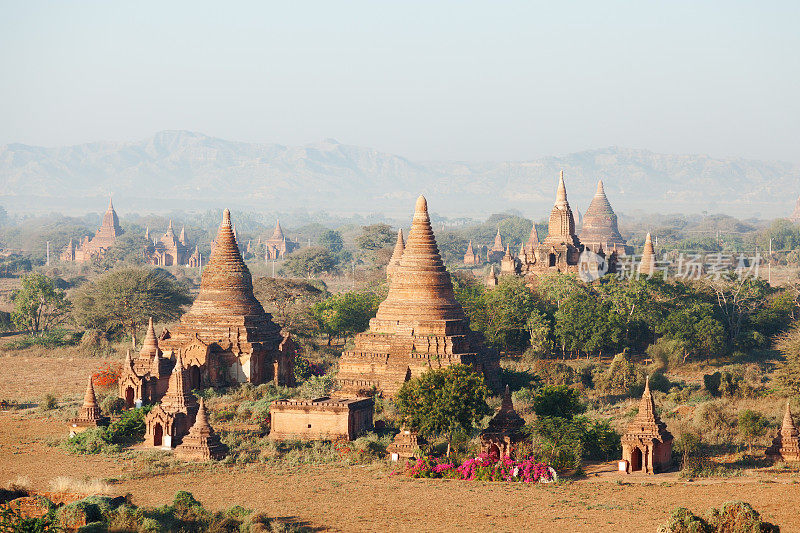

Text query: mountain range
(1, 130), (797, 219)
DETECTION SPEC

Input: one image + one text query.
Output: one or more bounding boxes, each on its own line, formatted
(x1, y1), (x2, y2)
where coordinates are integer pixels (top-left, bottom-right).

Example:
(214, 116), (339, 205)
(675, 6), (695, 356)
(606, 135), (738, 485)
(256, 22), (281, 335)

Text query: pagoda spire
(139, 317), (161, 360)
(387, 228), (405, 280)
(161, 353), (196, 411)
(371, 195), (466, 325)
(639, 233), (655, 275)
(782, 401), (797, 435)
(556, 170), (568, 206)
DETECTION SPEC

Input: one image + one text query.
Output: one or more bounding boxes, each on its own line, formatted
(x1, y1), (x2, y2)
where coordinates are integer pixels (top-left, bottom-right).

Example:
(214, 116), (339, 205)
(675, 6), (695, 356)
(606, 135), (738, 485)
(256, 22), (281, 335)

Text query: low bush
(657, 501), (779, 532)
(5, 329), (81, 350)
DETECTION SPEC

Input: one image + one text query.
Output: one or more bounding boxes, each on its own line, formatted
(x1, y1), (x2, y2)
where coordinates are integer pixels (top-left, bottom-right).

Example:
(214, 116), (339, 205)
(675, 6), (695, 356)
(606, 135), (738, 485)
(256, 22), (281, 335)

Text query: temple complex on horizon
(60, 198), (123, 263)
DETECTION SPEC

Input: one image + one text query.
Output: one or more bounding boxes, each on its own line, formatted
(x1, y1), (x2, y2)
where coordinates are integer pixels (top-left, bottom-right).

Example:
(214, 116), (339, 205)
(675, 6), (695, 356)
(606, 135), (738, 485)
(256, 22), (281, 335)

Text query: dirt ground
(1, 356), (799, 532)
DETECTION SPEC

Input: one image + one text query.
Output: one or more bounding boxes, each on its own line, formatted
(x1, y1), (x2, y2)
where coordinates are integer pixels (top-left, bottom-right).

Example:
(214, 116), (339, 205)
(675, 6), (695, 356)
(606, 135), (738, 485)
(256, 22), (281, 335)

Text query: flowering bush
(402, 453), (554, 483)
(92, 363), (121, 388)
(294, 354), (325, 382)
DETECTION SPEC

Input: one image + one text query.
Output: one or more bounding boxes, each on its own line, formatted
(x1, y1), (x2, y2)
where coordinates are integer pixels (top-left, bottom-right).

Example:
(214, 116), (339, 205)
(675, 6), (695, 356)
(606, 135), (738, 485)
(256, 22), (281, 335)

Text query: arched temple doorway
(153, 423), (163, 447)
(125, 387), (135, 408)
(630, 447), (642, 472)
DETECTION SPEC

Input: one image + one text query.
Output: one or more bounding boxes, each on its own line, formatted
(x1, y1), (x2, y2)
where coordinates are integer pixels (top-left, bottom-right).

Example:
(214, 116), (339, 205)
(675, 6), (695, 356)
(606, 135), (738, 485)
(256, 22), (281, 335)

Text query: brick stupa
(175, 398), (227, 461)
(68, 377), (109, 436)
(766, 402), (800, 462)
(621, 377), (673, 474)
(158, 209), (286, 387)
(337, 196), (500, 397)
(480, 385), (526, 459)
(580, 180), (629, 254)
(639, 233), (656, 276)
(118, 317), (173, 407)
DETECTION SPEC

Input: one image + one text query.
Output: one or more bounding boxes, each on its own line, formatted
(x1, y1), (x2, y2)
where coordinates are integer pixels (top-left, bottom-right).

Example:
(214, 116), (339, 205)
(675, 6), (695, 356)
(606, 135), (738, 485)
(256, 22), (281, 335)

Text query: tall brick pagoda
(337, 196), (500, 397)
(158, 209), (287, 388)
(580, 180), (629, 254)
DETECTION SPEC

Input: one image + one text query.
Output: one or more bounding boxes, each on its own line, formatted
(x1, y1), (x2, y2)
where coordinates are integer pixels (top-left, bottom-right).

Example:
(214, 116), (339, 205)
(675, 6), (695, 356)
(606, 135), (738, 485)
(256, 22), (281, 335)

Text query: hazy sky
(1, 1), (798, 162)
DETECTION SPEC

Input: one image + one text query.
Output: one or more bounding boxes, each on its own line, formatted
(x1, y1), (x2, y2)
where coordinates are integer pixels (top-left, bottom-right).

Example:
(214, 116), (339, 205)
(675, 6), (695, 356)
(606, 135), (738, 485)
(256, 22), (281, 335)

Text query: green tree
(355, 223), (395, 250)
(318, 229), (344, 253)
(602, 353), (637, 396)
(282, 246), (337, 278)
(395, 364), (490, 455)
(71, 267), (192, 338)
(252, 277), (328, 336)
(11, 272), (71, 334)
(310, 290), (381, 344)
(738, 409), (768, 455)
(659, 303), (726, 362)
(479, 277), (539, 350)
(533, 385), (584, 419)
(525, 309), (553, 358)
(777, 323), (800, 395)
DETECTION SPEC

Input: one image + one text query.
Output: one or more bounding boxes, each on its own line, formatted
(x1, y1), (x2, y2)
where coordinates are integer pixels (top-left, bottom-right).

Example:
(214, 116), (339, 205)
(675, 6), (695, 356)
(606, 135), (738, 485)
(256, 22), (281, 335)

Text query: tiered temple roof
(157, 209), (284, 386)
(622, 377), (672, 449)
(580, 180), (627, 252)
(544, 171), (580, 248)
(69, 377), (109, 432)
(161, 209), (282, 348)
(337, 196), (500, 397)
(175, 398), (227, 461)
(766, 402), (800, 462)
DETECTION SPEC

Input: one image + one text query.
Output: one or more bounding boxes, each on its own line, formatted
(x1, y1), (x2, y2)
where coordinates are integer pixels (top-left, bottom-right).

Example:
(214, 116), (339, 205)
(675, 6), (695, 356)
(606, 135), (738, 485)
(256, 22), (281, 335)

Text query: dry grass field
(1, 355), (799, 532)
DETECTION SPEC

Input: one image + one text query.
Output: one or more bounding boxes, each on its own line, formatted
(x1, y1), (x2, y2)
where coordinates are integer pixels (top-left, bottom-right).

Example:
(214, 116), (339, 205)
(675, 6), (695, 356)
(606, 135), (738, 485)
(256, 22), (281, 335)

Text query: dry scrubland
(1, 354), (799, 532)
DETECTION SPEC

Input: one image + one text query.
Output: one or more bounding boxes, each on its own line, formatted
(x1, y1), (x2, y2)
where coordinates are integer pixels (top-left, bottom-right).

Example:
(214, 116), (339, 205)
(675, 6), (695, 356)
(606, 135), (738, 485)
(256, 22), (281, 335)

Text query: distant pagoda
(387, 229), (405, 279)
(791, 196), (800, 224)
(639, 233), (656, 276)
(60, 198), (123, 263)
(337, 196), (500, 398)
(580, 180), (629, 254)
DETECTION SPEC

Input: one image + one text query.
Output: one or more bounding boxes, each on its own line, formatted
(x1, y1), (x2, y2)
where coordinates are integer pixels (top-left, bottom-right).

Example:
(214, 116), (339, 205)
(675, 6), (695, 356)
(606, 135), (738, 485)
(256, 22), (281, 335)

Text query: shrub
(657, 501), (779, 532)
(106, 407), (149, 444)
(100, 395), (125, 416)
(41, 394), (58, 410)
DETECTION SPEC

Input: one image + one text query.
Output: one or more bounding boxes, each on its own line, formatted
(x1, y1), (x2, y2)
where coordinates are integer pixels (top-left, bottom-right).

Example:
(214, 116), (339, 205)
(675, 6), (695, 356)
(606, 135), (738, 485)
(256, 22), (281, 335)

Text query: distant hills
(1, 130), (797, 219)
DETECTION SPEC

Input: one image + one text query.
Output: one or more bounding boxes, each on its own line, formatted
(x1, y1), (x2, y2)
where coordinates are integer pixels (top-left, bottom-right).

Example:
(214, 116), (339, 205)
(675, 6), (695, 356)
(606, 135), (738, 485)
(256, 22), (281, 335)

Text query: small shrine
(144, 354), (199, 448)
(766, 402), (800, 462)
(175, 398), (227, 461)
(387, 428), (426, 462)
(620, 377), (673, 474)
(68, 377), (109, 436)
(480, 385), (526, 460)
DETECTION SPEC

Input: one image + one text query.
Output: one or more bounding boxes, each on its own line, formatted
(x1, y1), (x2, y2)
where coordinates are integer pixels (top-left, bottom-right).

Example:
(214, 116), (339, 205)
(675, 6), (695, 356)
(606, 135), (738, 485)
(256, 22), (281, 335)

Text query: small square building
(269, 397), (374, 441)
